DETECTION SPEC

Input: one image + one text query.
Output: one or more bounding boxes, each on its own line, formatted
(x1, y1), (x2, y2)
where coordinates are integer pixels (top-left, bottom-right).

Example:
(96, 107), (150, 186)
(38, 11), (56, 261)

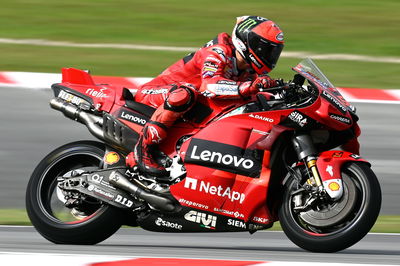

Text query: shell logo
(328, 181), (340, 191)
(104, 152), (120, 165)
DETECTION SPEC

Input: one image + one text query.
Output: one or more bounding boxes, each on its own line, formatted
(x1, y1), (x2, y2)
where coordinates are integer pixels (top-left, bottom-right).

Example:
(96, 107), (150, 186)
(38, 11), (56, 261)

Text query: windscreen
(292, 58), (352, 109)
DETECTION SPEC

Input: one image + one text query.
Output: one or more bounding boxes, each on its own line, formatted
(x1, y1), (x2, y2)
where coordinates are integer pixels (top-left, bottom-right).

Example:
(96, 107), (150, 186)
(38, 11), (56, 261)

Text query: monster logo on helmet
(232, 16), (285, 74)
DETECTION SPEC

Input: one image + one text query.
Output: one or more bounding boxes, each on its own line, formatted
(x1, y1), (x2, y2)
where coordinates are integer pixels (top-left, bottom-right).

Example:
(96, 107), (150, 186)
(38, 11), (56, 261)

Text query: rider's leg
(133, 84), (197, 176)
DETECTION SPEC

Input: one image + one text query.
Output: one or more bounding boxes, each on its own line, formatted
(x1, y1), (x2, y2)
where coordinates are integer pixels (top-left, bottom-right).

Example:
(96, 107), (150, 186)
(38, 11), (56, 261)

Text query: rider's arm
(198, 47), (253, 99)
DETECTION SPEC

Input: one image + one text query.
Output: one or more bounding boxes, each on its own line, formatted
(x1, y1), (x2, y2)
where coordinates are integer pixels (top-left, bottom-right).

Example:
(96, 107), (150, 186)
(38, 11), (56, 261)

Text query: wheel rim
(287, 165), (369, 236)
(36, 150), (106, 225)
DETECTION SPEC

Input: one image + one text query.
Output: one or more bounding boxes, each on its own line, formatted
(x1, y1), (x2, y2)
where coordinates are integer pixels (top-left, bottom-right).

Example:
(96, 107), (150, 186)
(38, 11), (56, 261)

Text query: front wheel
(278, 162), (381, 252)
(26, 141), (123, 244)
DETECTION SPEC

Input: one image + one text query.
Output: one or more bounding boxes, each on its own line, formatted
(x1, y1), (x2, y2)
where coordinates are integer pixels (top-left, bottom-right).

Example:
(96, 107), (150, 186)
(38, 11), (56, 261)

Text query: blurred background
(0, 0), (399, 227)
(1, 0), (399, 88)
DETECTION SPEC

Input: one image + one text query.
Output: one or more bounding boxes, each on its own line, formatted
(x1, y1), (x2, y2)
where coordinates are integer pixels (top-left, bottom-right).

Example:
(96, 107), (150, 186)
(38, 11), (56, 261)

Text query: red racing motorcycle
(26, 58), (381, 252)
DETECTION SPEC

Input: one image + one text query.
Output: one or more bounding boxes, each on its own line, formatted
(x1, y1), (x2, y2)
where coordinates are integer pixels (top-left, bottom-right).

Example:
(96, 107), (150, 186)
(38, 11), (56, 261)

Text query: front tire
(26, 141), (123, 244)
(279, 162), (381, 252)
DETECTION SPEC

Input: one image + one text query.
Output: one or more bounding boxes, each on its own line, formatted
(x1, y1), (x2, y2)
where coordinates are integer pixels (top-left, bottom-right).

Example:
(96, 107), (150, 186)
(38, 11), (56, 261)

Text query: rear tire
(279, 162), (381, 252)
(26, 141), (123, 244)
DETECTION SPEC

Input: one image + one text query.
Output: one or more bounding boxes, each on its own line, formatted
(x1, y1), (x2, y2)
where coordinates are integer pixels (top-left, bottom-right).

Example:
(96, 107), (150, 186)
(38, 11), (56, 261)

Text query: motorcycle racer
(127, 15), (285, 177)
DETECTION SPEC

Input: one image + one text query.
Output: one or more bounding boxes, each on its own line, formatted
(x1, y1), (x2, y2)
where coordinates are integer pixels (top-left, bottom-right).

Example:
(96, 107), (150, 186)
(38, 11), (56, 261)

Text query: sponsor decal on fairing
(252, 216), (269, 224)
(155, 217), (183, 230)
(227, 219), (246, 229)
(184, 210), (217, 229)
(179, 198), (209, 210)
(323, 179), (343, 200)
(185, 139), (262, 177)
(58, 90), (88, 106)
(322, 90), (348, 114)
(326, 165), (334, 177)
(118, 109), (148, 126)
(332, 151), (344, 158)
(249, 114), (274, 123)
(85, 87), (108, 98)
(104, 152), (120, 165)
(329, 113), (351, 125)
(214, 208), (244, 218)
(281, 110), (317, 130)
(184, 177), (246, 204)
(288, 111), (308, 127)
(350, 154), (362, 159)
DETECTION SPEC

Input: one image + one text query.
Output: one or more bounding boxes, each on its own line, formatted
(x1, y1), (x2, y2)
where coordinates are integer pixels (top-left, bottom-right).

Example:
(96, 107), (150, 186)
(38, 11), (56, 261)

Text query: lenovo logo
(190, 145), (254, 169)
(185, 139), (262, 178)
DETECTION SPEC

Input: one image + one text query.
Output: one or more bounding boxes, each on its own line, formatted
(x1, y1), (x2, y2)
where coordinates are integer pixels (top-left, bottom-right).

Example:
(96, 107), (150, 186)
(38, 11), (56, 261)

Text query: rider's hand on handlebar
(253, 75), (279, 89)
(239, 76), (281, 97)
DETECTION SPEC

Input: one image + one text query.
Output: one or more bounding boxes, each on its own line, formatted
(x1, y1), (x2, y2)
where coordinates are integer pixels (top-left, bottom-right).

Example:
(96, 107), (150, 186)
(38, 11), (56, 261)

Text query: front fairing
(292, 59), (354, 130)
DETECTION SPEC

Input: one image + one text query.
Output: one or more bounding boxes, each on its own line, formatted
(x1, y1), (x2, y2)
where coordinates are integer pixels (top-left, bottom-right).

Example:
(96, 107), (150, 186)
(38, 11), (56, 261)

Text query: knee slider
(164, 85), (196, 112)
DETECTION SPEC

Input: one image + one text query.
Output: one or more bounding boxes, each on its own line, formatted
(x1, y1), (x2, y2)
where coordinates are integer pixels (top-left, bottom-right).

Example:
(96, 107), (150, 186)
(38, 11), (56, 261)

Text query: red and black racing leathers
(129, 33), (272, 175)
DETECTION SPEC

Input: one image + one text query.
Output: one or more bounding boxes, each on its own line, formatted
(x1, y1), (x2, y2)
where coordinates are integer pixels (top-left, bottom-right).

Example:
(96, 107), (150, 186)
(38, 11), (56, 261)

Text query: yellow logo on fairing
(104, 152), (120, 165)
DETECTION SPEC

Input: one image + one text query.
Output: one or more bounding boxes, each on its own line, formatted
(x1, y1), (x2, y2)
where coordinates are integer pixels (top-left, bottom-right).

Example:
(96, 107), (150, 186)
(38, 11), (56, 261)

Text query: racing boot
(128, 84), (197, 176)
(134, 122), (169, 177)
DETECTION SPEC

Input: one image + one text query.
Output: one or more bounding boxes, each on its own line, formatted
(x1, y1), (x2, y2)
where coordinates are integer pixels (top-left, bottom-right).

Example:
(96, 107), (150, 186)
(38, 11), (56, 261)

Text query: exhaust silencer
(109, 171), (178, 212)
(50, 98), (104, 140)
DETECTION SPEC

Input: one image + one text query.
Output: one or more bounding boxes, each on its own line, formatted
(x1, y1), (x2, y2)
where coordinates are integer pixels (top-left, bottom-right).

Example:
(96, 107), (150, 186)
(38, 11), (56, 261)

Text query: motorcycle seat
(122, 88), (156, 117)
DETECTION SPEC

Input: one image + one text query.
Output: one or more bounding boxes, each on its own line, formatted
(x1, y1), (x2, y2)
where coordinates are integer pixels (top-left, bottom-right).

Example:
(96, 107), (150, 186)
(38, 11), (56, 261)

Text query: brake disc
(298, 174), (358, 228)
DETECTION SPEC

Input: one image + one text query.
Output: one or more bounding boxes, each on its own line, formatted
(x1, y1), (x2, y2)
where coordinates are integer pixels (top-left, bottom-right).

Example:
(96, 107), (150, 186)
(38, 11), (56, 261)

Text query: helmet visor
(248, 32), (284, 70)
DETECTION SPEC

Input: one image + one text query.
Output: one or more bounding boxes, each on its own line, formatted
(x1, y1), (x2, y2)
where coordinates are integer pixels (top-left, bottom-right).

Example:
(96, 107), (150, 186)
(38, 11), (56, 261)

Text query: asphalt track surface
(0, 86), (399, 264)
(0, 86), (399, 214)
(1, 226), (400, 264)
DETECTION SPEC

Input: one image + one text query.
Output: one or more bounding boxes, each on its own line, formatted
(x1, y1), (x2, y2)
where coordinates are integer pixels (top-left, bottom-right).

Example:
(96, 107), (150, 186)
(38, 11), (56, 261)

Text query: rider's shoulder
(201, 33), (234, 62)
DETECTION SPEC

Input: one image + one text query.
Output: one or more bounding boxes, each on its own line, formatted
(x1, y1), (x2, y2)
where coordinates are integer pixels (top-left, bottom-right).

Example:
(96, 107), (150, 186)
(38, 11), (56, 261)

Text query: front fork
(291, 133), (324, 191)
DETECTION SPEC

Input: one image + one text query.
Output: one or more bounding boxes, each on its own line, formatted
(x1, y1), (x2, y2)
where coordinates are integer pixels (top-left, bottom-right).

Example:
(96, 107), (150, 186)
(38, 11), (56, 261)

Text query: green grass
(0, 0), (399, 89)
(1, 43), (400, 90)
(1, 0), (399, 56)
(1, 209), (399, 233)
(0, 209), (30, 226)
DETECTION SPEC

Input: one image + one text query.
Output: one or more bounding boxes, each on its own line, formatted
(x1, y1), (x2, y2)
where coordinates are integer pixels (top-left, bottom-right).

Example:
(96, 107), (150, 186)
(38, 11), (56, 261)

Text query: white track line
(1, 38), (400, 64)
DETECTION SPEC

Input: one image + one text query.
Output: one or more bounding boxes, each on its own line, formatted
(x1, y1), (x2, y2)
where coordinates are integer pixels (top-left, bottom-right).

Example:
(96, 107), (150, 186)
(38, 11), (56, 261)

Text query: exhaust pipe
(109, 171), (178, 212)
(50, 98), (104, 140)
(51, 98), (179, 212)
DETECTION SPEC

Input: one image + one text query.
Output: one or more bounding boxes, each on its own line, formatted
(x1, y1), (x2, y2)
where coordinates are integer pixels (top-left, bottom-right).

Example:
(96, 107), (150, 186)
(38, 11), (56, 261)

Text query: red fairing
(60, 68), (120, 112)
(169, 113), (281, 224)
(316, 150), (369, 182)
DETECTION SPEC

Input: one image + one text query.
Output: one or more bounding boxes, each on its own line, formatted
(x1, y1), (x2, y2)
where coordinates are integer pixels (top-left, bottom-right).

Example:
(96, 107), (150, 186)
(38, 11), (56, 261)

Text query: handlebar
(258, 83), (293, 92)
(257, 79), (318, 108)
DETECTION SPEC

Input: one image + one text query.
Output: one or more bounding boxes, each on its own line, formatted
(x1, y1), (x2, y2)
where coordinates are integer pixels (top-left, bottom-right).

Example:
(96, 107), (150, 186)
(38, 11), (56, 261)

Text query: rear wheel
(26, 141), (123, 244)
(278, 162), (381, 252)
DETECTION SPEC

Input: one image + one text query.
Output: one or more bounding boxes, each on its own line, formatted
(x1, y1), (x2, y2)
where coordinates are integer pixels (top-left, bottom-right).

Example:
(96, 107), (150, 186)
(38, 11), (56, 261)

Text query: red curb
(0, 73), (14, 84)
(91, 258), (265, 266)
(339, 87), (399, 101)
(0, 71), (399, 102)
